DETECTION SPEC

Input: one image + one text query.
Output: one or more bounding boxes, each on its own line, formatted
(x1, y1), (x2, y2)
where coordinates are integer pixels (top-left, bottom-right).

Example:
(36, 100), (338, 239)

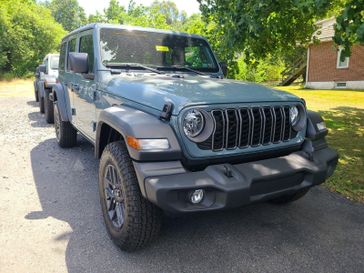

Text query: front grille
(198, 106), (298, 151)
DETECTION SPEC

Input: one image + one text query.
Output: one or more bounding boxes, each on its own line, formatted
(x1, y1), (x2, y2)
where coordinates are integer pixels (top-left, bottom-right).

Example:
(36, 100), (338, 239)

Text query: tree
(150, 1), (180, 25)
(0, 0), (66, 76)
(104, 0), (127, 24)
(334, 0), (364, 57)
(47, 0), (87, 32)
(88, 11), (106, 24)
(198, 0), (333, 61)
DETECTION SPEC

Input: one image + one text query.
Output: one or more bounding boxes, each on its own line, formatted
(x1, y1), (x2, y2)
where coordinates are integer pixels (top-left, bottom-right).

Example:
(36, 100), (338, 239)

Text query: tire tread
(99, 141), (161, 251)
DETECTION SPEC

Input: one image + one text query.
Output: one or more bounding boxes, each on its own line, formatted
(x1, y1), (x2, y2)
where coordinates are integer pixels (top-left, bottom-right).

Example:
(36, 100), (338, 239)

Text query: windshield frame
(97, 27), (221, 75)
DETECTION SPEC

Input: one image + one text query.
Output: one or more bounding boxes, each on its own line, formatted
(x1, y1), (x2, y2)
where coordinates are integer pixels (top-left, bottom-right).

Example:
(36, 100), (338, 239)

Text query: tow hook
(223, 165), (233, 178)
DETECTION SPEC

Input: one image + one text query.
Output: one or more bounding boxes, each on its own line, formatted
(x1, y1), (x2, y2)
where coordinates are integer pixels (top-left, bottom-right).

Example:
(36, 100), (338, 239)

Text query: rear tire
(44, 90), (54, 123)
(270, 188), (310, 204)
(99, 141), (162, 251)
(40, 96), (45, 113)
(54, 102), (77, 148)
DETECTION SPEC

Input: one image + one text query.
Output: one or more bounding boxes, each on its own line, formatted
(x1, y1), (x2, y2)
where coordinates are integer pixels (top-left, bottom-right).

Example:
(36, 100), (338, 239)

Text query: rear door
(72, 30), (97, 140)
(63, 37), (78, 125)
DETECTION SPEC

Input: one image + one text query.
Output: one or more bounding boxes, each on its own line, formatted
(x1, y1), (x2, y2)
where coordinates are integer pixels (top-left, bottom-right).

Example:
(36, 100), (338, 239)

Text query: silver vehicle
(34, 53), (59, 123)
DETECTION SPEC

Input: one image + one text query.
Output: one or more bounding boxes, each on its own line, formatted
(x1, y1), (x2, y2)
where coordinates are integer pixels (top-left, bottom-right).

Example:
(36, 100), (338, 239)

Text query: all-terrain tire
(54, 102), (77, 148)
(44, 89), (54, 123)
(270, 188), (310, 204)
(99, 141), (162, 251)
(40, 96), (45, 113)
(34, 82), (39, 102)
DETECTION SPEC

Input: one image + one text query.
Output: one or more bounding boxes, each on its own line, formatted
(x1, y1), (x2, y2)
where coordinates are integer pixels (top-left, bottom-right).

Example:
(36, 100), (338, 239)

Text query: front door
(73, 31), (97, 141)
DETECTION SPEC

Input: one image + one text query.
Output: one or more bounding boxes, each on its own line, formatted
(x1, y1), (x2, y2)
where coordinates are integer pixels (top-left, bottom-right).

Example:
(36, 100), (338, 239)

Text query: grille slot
(211, 110), (225, 151)
(198, 105), (297, 151)
(239, 108), (251, 148)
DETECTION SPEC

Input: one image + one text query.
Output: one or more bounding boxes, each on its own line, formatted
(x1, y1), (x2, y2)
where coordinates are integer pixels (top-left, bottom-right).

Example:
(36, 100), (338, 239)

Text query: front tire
(44, 90), (54, 123)
(54, 102), (77, 148)
(99, 141), (161, 251)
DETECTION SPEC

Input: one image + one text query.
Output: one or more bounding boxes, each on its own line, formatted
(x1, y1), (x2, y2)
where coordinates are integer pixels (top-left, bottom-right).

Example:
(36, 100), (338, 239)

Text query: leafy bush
(0, 0), (66, 77)
(233, 55), (285, 83)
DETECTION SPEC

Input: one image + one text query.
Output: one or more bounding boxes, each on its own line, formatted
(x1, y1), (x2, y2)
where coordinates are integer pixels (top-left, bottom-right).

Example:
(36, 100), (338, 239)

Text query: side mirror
(69, 52), (88, 74)
(219, 62), (228, 77)
(39, 64), (46, 74)
(35, 67), (40, 78)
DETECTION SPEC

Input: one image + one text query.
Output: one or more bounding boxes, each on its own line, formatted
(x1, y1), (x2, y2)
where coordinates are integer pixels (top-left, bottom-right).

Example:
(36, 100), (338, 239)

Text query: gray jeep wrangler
(52, 23), (338, 251)
(34, 54), (59, 123)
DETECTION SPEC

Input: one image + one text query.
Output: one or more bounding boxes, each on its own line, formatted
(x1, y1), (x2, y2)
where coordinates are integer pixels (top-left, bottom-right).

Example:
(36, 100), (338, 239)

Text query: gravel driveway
(1, 88), (364, 273)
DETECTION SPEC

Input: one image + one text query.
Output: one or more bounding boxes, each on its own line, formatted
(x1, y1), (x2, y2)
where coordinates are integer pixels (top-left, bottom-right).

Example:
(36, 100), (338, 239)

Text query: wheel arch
(95, 106), (181, 161)
(96, 122), (125, 159)
(52, 83), (72, 122)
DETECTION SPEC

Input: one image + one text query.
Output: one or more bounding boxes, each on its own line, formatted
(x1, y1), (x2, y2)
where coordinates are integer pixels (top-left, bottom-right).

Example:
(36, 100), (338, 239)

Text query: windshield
(99, 28), (219, 73)
(50, 56), (59, 70)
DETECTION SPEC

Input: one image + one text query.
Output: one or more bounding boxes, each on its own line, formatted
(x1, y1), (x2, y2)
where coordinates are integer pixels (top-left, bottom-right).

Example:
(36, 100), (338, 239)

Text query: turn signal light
(127, 136), (170, 151)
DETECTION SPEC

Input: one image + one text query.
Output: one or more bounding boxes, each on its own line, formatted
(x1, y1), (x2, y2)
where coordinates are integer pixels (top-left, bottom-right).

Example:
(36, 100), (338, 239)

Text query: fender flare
(52, 83), (72, 122)
(306, 110), (328, 140)
(33, 80), (38, 93)
(95, 106), (181, 161)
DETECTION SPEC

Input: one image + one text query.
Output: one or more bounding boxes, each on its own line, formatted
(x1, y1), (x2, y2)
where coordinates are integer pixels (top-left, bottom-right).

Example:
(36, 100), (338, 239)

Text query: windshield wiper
(105, 62), (164, 74)
(166, 65), (206, 75)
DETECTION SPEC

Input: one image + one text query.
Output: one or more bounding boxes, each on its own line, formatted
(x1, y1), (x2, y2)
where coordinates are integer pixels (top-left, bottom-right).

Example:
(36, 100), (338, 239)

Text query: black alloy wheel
(103, 164), (126, 229)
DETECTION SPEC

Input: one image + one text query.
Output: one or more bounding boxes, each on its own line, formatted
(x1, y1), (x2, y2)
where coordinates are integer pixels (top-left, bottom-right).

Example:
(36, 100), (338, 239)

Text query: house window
(336, 82), (347, 88)
(337, 47), (349, 69)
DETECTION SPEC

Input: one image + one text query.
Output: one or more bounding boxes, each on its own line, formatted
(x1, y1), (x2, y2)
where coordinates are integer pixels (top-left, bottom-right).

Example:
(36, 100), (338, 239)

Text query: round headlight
(183, 109), (205, 139)
(289, 106), (299, 126)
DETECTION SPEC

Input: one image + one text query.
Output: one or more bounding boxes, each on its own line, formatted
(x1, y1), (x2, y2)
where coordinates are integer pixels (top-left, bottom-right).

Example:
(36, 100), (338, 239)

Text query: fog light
(189, 189), (204, 204)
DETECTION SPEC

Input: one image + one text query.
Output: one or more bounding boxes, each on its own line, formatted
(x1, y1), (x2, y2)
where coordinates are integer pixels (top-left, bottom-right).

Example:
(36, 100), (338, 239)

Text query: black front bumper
(134, 147), (338, 213)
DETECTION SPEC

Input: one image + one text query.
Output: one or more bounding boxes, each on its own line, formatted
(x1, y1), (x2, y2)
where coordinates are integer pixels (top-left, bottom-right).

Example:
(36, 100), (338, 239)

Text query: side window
(67, 38), (77, 71)
(184, 46), (214, 69)
(59, 43), (66, 71)
(79, 34), (94, 73)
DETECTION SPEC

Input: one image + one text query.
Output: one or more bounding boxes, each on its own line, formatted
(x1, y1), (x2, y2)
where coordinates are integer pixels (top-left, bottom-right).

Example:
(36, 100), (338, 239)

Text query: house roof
(312, 17), (336, 42)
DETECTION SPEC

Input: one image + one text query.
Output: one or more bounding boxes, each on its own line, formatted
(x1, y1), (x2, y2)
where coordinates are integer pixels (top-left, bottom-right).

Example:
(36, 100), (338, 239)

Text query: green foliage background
(0, 0), (360, 81)
(0, 0), (66, 78)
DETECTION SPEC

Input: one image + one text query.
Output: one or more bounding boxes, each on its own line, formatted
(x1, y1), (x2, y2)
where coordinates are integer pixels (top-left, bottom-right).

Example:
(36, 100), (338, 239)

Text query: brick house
(305, 18), (364, 89)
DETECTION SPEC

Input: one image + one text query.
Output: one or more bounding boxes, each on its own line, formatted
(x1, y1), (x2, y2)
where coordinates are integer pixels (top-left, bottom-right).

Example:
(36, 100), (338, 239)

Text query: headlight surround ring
(290, 104), (306, 131)
(182, 108), (214, 142)
(289, 106), (299, 126)
(183, 109), (205, 138)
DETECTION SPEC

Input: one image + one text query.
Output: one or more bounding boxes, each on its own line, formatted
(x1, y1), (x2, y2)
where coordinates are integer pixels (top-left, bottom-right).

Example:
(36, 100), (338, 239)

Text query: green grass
(276, 85), (364, 202)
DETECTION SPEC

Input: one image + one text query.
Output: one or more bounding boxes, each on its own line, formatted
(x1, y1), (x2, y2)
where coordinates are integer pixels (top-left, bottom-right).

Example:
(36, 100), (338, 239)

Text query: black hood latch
(160, 102), (174, 121)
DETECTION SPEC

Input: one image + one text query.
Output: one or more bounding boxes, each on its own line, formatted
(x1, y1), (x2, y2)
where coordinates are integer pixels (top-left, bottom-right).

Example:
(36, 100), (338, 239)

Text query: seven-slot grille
(198, 106), (298, 151)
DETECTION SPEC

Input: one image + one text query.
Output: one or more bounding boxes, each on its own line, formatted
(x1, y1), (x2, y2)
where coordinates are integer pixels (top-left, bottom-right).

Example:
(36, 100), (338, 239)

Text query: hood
(105, 74), (301, 115)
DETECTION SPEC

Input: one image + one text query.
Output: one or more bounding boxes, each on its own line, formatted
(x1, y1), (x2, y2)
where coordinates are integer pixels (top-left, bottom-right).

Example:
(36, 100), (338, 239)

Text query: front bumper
(134, 146), (338, 213)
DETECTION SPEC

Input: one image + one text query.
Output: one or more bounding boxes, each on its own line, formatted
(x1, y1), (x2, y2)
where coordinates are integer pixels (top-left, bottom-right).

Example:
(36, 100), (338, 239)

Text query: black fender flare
(306, 110), (328, 140)
(52, 83), (72, 122)
(33, 80), (38, 93)
(95, 106), (181, 161)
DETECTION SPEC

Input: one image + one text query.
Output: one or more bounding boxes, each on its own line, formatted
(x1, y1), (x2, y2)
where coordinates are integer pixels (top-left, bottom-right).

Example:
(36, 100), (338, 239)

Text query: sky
(77, 0), (201, 16)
